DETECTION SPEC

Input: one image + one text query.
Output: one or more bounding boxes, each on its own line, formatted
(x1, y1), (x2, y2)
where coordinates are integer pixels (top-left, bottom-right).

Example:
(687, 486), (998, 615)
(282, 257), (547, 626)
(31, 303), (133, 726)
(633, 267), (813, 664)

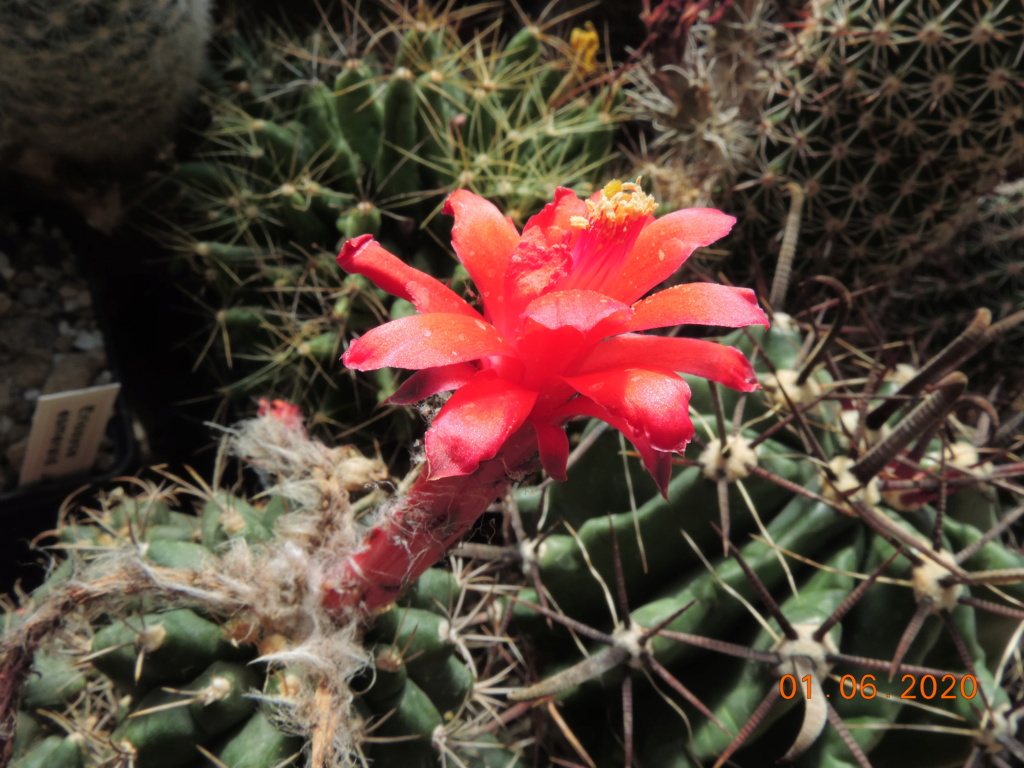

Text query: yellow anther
(572, 178), (658, 231)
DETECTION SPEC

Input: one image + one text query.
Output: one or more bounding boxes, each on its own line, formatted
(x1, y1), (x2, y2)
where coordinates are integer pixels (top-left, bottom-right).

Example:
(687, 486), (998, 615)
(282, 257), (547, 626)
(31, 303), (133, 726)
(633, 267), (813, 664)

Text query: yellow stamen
(559, 178), (659, 291)
(571, 178), (658, 230)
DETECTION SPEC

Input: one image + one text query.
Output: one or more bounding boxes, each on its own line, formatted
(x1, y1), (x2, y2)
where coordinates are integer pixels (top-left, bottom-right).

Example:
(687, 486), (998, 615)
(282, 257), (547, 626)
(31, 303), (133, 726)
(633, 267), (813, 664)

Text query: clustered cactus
(2, 2), (1024, 768)
(144, 1), (625, 433)
(4, 194), (1024, 768)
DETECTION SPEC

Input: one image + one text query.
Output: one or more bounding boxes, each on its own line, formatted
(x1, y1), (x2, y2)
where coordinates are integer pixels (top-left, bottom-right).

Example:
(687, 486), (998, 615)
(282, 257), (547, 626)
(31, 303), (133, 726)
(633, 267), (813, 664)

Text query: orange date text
(778, 673), (978, 700)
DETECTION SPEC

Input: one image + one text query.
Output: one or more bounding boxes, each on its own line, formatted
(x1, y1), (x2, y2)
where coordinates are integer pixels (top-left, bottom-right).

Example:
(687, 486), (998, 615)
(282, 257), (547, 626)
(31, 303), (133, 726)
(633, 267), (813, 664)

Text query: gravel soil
(0, 215), (118, 493)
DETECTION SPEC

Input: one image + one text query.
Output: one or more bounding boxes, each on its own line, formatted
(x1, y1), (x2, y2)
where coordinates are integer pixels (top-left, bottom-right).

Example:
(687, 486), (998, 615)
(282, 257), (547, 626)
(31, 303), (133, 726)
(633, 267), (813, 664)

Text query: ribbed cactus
(1, 399), (537, 768)
(142, 2), (624, 434)
(491, 302), (1024, 767)
(0, 0), (213, 165)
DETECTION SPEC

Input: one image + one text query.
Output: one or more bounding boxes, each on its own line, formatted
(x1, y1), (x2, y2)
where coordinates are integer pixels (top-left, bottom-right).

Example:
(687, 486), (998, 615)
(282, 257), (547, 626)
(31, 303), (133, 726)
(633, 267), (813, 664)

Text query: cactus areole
(325, 181), (767, 613)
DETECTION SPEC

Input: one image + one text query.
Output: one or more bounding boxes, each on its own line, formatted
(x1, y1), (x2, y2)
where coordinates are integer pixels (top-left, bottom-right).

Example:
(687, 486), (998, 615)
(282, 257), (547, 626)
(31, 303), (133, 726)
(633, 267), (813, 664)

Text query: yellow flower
(569, 21), (600, 75)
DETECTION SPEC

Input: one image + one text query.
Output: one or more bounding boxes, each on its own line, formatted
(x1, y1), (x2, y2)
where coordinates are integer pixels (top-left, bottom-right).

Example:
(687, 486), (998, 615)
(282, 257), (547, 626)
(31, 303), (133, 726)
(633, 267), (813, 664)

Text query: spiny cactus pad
(631, 0), (1024, 298)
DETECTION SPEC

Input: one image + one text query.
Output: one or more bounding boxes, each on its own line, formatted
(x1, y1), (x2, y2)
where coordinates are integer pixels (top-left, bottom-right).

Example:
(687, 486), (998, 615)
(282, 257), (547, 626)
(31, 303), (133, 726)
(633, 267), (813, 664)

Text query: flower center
(559, 179), (658, 293)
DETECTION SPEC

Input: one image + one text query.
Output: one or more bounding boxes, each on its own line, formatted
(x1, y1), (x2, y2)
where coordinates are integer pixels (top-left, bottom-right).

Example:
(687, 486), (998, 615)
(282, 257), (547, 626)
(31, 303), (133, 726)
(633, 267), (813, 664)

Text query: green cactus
(0, 0), (213, 227)
(478, 285), (1024, 766)
(138, 2), (624, 441)
(0, 402), (534, 768)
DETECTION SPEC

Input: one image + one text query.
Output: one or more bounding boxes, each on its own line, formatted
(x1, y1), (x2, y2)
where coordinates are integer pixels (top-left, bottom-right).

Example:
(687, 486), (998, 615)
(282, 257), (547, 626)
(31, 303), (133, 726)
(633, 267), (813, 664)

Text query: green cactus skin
(12, 735), (84, 768)
(0, 0), (212, 164)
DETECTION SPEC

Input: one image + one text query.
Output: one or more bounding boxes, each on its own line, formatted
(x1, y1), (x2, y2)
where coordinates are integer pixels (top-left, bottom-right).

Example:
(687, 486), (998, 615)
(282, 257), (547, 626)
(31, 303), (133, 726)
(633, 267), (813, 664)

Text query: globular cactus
(629, 0), (1024, 302)
(143, 1), (625, 436)
(0, 0), (213, 166)
(912, 180), (1024, 404)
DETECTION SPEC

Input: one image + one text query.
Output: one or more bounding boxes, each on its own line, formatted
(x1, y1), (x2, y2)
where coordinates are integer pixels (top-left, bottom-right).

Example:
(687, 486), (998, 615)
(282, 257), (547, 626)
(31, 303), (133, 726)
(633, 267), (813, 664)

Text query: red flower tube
(323, 180), (768, 613)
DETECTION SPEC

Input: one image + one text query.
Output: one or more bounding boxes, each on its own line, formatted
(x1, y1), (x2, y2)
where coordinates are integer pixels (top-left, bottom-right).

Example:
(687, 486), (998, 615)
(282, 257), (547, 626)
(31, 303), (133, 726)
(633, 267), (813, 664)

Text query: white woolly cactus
(1, 400), (391, 768)
(0, 0), (213, 164)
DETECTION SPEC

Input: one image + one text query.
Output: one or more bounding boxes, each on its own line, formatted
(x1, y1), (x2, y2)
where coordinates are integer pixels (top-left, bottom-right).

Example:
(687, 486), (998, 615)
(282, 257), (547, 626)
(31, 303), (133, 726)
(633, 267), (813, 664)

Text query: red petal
(502, 227), (573, 315)
(521, 187), (588, 244)
(555, 397), (673, 497)
(564, 367), (694, 452)
(425, 373), (538, 478)
(343, 314), (512, 371)
(531, 419), (569, 482)
(626, 284), (767, 332)
(387, 363), (479, 404)
(607, 209), (736, 303)
(444, 191), (521, 314)
(575, 334), (759, 392)
(522, 289), (632, 333)
(514, 321), (591, 385)
(338, 235), (479, 317)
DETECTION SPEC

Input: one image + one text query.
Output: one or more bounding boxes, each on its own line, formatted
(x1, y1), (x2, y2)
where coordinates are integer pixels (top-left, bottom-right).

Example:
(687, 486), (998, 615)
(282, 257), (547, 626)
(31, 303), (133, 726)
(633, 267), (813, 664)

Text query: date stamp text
(779, 673), (978, 700)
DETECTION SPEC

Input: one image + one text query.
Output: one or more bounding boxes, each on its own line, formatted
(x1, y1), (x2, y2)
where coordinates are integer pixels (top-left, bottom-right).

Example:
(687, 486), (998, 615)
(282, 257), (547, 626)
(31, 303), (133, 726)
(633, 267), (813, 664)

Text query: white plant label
(18, 383), (121, 486)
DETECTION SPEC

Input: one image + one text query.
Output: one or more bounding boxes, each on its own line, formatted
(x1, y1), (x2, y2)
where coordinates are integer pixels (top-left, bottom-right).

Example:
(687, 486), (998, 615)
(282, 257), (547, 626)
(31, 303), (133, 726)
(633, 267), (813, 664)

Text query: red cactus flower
(339, 180), (766, 494)
(325, 181), (767, 613)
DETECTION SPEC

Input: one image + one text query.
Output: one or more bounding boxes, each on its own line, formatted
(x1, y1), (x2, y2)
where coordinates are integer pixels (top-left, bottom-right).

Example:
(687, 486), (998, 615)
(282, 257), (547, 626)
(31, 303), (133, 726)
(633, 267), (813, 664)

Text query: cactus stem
(322, 427), (539, 614)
